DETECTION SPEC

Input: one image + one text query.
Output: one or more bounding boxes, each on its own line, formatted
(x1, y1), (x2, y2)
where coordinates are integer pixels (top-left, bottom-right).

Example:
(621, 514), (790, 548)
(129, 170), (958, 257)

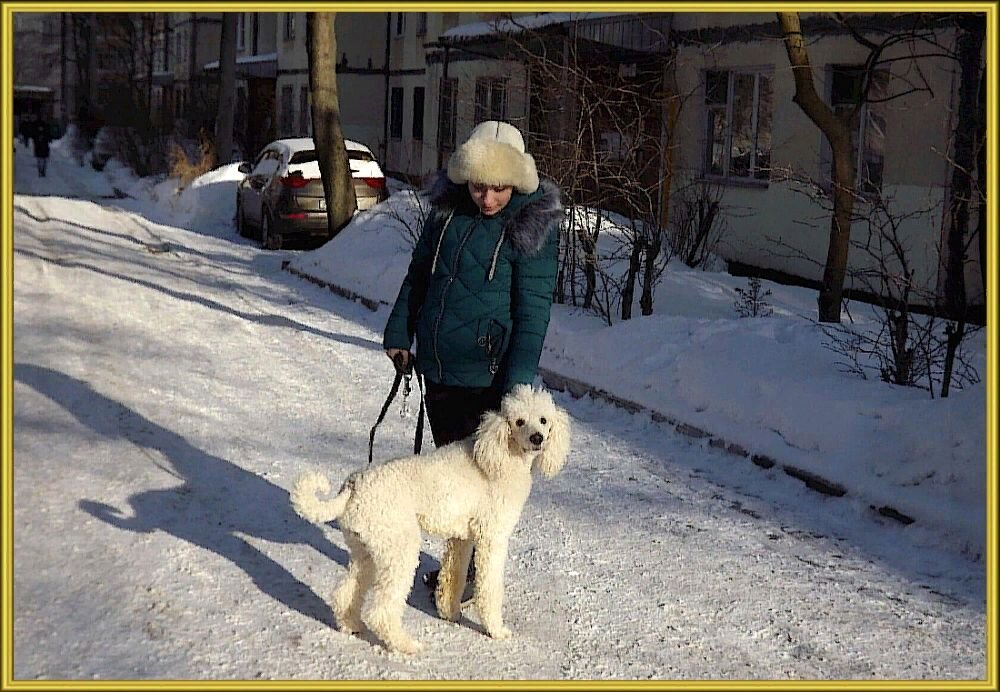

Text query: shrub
(168, 131), (217, 188)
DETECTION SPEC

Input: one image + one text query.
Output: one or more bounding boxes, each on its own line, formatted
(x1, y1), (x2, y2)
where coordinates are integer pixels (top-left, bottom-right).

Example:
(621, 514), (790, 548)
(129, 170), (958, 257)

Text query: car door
(244, 148), (280, 224)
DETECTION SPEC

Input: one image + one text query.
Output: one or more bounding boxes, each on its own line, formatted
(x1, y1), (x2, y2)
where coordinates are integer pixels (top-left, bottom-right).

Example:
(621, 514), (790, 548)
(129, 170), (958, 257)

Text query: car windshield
(289, 149), (374, 164)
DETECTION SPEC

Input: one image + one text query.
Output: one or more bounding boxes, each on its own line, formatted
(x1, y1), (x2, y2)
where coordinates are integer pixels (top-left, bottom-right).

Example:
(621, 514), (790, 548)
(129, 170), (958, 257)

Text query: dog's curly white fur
(290, 384), (570, 654)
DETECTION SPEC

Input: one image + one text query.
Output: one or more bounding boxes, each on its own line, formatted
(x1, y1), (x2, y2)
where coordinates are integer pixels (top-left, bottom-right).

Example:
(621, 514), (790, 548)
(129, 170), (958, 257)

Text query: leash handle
(369, 367), (404, 465)
(369, 352), (424, 465)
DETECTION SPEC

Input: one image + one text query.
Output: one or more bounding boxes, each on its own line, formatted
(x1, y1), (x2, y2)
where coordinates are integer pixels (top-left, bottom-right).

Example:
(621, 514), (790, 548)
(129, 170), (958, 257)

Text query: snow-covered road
(11, 146), (986, 680)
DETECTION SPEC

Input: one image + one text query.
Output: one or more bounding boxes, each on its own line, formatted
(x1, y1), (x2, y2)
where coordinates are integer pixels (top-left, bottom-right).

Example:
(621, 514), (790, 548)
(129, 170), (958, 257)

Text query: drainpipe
(383, 13), (391, 167)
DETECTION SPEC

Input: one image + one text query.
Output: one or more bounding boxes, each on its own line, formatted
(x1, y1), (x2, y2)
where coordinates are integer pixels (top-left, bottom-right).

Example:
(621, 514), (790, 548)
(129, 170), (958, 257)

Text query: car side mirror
(238, 162), (252, 174)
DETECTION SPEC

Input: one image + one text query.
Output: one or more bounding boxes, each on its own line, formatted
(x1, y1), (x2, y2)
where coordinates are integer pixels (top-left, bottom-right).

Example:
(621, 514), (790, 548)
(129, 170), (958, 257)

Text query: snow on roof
(441, 12), (633, 41)
(203, 52), (278, 70)
(271, 137), (372, 155)
(14, 85), (54, 93)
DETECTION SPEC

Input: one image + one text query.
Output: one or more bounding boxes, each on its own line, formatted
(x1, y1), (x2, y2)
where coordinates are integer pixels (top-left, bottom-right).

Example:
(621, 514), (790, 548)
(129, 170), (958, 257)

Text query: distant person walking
(19, 114), (34, 147)
(33, 118), (51, 177)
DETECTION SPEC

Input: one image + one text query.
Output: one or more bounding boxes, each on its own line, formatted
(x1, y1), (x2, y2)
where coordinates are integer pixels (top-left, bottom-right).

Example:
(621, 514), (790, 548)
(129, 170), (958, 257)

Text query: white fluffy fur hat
(447, 120), (539, 194)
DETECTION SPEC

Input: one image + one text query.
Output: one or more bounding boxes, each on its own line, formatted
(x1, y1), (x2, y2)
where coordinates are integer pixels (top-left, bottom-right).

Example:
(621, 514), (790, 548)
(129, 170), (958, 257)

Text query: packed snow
(10, 135), (989, 681)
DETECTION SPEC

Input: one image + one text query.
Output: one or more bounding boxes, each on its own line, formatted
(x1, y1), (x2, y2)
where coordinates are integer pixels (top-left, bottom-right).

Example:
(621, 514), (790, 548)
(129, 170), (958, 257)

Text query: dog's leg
(332, 532), (371, 635)
(435, 538), (473, 621)
(363, 531), (423, 655)
(472, 538), (512, 640)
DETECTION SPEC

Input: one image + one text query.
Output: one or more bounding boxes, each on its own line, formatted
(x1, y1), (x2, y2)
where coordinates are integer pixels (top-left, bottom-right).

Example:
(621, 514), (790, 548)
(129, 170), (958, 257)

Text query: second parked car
(236, 137), (389, 249)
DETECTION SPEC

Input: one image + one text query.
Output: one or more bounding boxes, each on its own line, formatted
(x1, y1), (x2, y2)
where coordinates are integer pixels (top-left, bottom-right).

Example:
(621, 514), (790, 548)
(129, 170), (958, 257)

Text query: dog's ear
(473, 410), (511, 480)
(533, 404), (570, 478)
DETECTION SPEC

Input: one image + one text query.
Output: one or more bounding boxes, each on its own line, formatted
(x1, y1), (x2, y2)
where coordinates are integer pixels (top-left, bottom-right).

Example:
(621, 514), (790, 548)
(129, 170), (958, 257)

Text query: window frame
(822, 63), (888, 199)
(439, 77), (458, 151)
(237, 13), (246, 51)
(389, 86), (404, 140)
(412, 86), (425, 140)
(299, 85), (310, 136)
(474, 77), (508, 123)
(280, 84), (295, 137)
(701, 66), (774, 186)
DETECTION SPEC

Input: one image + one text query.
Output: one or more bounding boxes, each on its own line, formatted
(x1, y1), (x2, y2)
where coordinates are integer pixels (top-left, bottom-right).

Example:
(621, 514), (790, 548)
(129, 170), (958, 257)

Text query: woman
(383, 120), (563, 589)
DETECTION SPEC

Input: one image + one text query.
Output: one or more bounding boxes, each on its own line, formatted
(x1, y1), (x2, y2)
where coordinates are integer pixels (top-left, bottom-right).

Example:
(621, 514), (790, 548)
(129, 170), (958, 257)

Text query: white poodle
(290, 384), (570, 654)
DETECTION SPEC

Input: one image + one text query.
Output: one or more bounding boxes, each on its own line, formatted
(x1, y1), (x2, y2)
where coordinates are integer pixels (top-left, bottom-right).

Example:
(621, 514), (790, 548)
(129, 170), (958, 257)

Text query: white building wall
(670, 20), (977, 302)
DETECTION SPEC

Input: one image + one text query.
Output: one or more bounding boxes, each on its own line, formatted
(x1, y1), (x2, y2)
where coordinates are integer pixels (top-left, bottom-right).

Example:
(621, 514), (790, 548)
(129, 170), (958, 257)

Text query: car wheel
(261, 209), (281, 250)
(236, 196), (250, 238)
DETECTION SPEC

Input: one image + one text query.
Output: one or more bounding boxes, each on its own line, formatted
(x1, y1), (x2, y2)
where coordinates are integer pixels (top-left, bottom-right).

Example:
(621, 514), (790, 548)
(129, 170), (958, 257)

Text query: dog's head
(473, 384), (570, 480)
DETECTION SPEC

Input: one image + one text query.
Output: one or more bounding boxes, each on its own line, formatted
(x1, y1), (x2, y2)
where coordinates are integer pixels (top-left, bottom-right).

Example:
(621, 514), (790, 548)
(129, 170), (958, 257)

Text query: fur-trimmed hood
(422, 169), (563, 257)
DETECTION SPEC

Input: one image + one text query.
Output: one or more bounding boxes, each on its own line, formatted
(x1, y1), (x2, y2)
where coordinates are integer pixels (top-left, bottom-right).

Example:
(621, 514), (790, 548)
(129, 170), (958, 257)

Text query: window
(389, 87), (404, 139)
(299, 86), (310, 135)
(704, 68), (773, 182)
(826, 65), (887, 197)
(280, 85), (294, 137)
(475, 77), (507, 123)
(161, 21), (170, 71)
(439, 77), (458, 149)
(598, 131), (632, 161)
(412, 86), (425, 139)
(394, 13), (405, 38)
(251, 14), (260, 54)
(283, 12), (296, 41)
(175, 86), (185, 119)
(416, 13), (427, 36)
(175, 28), (184, 66)
(237, 14), (246, 50)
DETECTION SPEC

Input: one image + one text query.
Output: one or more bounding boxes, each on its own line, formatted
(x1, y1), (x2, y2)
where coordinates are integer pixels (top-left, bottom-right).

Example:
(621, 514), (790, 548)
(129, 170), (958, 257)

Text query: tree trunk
(640, 228), (661, 316)
(307, 12), (357, 238)
(146, 15), (154, 116)
(621, 235), (643, 321)
(215, 13), (238, 165)
(942, 15), (985, 319)
(778, 12), (857, 323)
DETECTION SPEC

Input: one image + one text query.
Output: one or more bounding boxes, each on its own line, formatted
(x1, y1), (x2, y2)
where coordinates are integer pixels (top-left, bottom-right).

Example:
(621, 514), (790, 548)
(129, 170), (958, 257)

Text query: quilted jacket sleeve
(383, 216), (436, 351)
(500, 221), (559, 392)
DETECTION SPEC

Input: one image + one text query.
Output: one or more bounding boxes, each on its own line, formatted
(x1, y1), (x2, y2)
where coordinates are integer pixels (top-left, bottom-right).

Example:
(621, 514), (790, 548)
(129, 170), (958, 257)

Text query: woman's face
(468, 182), (514, 216)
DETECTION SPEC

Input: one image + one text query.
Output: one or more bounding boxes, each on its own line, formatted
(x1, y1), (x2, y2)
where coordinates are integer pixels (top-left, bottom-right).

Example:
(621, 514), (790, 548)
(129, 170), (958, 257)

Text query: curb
(282, 261), (386, 312)
(281, 262), (917, 526)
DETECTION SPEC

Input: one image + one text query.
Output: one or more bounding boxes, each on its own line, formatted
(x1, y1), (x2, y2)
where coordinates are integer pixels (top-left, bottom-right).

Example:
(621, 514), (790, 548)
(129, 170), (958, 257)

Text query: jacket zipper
(432, 215), (480, 380)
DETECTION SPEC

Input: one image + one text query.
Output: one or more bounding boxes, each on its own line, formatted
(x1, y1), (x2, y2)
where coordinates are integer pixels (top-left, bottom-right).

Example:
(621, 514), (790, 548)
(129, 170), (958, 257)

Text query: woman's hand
(385, 348), (411, 373)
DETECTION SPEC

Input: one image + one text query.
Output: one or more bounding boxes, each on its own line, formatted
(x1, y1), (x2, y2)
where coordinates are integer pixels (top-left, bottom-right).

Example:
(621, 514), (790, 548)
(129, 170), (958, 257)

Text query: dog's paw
(389, 637), (424, 655)
(487, 624), (512, 640)
(336, 618), (363, 636)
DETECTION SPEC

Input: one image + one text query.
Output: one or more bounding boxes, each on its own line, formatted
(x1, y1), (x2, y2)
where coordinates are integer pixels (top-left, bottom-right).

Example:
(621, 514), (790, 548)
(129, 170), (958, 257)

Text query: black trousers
(424, 381), (503, 448)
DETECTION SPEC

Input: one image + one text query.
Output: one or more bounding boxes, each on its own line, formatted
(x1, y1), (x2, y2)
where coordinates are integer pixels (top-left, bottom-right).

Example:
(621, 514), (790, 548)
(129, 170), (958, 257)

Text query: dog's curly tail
(290, 471), (352, 524)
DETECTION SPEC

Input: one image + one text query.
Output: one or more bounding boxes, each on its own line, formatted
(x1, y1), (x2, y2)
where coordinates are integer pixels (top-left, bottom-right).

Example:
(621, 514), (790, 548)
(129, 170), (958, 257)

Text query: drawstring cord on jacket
(429, 210), (455, 276)
(487, 230), (505, 282)
(430, 209), (506, 282)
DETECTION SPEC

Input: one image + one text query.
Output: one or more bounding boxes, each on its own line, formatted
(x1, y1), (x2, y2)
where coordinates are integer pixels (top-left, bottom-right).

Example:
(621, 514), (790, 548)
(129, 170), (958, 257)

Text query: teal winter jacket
(383, 172), (563, 393)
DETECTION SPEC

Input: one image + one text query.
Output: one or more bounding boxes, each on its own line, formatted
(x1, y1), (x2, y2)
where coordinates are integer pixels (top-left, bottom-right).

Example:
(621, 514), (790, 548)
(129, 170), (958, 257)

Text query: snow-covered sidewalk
(10, 142), (987, 680)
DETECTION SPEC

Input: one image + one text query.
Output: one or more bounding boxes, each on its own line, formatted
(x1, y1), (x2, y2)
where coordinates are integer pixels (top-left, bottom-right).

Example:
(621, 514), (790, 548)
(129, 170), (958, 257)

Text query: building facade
(11, 11), (983, 307)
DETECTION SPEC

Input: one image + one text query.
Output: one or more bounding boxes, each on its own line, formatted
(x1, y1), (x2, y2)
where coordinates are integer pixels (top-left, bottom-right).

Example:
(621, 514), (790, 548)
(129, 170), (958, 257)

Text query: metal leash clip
(400, 371), (412, 418)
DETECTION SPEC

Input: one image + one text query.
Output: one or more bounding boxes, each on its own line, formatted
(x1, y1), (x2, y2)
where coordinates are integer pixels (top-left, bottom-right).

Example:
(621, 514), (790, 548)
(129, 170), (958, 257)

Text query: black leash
(368, 352), (425, 465)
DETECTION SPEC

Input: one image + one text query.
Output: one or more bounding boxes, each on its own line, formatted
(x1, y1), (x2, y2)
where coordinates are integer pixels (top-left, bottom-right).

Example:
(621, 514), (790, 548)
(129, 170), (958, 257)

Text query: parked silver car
(235, 137), (389, 249)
